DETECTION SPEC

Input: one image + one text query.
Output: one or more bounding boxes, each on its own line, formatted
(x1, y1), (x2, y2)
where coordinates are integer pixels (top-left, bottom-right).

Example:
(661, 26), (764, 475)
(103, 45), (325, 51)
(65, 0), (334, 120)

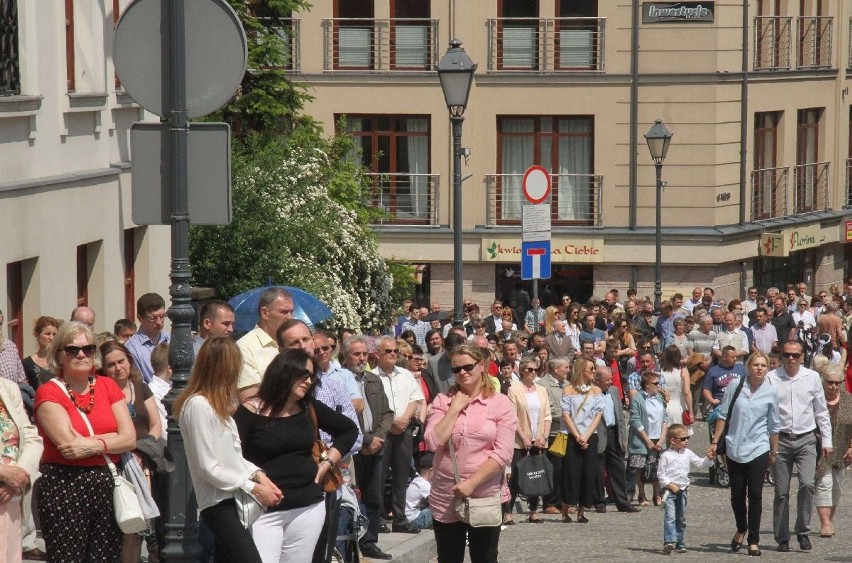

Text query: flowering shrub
(190, 130), (394, 331)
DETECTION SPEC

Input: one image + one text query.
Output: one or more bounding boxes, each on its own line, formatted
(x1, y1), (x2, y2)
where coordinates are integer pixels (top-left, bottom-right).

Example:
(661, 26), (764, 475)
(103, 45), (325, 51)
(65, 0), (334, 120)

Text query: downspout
(629, 0), (640, 230)
(739, 0), (749, 227)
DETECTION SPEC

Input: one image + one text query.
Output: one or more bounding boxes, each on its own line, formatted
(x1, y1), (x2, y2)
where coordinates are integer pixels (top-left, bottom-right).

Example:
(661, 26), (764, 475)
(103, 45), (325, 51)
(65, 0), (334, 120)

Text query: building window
(124, 228), (137, 320)
(497, 0), (539, 70)
(332, 0), (374, 69)
(341, 115), (434, 224)
(555, 0), (600, 70)
(390, 0), (432, 70)
(0, 0), (20, 95)
(496, 116), (595, 225)
(65, 0), (75, 91)
(76, 244), (88, 307)
(752, 112), (786, 220)
(795, 108), (827, 212)
(6, 261), (22, 355)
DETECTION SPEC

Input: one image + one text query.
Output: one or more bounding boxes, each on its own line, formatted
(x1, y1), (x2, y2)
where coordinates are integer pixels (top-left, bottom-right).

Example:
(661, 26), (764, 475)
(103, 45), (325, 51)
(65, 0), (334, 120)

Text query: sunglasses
(521, 367), (536, 372)
(825, 381), (843, 386)
(298, 370), (313, 380)
(648, 381), (660, 386)
(451, 363), (477, 374)
(673, 436), (689, 442)
(782, 352), (802, 359)
(64, 344), (97, 357)
(383, 348), (399, 354)
(317, 345), (333, 352)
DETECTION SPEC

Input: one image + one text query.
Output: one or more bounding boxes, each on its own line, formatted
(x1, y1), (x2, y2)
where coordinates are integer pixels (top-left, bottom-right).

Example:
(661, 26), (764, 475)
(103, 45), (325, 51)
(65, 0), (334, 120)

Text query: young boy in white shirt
(657, 423), (714, 554)
(404, 453), (433, 531)
(147, 343), (172, 432)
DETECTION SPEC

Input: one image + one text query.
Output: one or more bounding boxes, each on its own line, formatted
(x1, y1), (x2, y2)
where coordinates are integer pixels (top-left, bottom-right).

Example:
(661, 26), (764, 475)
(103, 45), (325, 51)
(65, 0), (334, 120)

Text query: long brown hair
(173, 336), (242, 422)
(98, 341), (143, 382)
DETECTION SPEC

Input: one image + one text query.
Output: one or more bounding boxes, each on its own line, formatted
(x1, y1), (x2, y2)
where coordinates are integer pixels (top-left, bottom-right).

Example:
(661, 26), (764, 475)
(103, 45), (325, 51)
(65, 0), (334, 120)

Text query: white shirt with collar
(767, 365), (833, 447)
(375, 365), (425, 417)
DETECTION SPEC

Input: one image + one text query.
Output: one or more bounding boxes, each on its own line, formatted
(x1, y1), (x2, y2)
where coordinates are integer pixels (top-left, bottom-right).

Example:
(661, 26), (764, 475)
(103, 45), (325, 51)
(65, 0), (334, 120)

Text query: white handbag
(447, 441), (503, 527)
(233, 488), (263, 529)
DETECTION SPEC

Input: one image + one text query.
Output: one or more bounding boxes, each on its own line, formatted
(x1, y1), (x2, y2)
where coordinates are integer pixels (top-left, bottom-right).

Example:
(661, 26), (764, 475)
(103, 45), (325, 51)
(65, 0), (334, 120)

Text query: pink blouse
(424, 391), (517, 523)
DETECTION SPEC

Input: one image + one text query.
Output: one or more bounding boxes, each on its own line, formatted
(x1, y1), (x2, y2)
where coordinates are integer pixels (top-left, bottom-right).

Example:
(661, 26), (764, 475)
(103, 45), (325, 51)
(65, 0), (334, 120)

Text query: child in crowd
(657, 424), (714, 554)
(404, 453), (433, 531)
(148, 343), (172, 432)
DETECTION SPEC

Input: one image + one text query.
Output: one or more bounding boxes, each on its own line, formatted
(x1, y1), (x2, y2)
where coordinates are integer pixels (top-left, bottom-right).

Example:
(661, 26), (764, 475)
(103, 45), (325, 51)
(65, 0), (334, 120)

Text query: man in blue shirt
(702, 346), (745, 408)
(579, 313), (607, 357)
(125, 293), (170, 384)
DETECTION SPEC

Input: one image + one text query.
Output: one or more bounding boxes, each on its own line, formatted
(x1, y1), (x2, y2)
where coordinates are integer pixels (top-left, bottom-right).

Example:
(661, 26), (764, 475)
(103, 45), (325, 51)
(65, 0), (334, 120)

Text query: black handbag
(715, 376), (746, 457)
(641, 452), (658, 482)
(516, 452), (553, 497)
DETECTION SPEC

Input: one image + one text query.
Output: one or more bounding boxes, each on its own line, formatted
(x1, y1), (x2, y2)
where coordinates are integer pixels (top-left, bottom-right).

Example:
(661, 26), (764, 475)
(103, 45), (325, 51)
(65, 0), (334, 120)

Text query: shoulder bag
(515, 451), (553, 497)
(50, 378), (147, 534)
(715, 376), (747, 457)
(308, 403), (344, 493)
(447, 440), (503, 527)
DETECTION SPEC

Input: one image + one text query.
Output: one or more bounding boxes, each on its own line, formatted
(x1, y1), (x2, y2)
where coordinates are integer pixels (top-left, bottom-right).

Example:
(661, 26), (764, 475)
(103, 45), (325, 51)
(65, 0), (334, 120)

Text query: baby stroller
(705, 406), (730, 487)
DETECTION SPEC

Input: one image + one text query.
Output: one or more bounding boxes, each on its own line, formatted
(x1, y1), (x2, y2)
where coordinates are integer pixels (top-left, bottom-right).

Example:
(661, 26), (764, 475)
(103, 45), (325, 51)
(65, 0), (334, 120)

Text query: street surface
(465, 420), (852, 562)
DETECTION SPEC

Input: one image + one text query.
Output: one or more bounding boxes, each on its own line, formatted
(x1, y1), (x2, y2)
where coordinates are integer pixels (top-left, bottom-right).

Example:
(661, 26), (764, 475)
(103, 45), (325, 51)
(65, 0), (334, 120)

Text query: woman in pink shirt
(425, 344), (516, 563)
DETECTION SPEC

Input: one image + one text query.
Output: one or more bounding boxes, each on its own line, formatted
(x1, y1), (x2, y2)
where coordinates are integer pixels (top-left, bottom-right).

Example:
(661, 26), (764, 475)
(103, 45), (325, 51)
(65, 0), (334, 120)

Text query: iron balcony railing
(846, 158), (852, 207)
(321, 18), (439, 72)
(254, 17), (300, 72)
(793, 162), (829, 213)
(484, 173), (603, 227)
(486, 17), (605, 73)
(366, 173), (440, 226)
(754, 16), (792, 70)
(797, 16), (832, 69)
(751, 166), (788, 220)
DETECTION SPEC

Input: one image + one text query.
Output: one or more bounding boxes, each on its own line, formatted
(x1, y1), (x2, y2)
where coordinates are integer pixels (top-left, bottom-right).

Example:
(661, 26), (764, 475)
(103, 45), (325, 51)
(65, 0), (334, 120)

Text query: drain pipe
(739, 0), (749, 226)
(629, 0), (640, 230)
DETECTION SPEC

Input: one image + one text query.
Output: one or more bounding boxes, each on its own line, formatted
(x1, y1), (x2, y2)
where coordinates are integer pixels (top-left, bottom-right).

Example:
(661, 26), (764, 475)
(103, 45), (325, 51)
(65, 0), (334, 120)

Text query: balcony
(321, 19), (439, 72)
(793, 162), (829, 213)
(754, 16), (792, 70)
(751, 166), (788, 220)
(484, 173), (602, 227)
(486, 18), (606, 73)
(256, 18), (300, 72)
(797, 16), (832, 69)
(366, 173), (440, 226)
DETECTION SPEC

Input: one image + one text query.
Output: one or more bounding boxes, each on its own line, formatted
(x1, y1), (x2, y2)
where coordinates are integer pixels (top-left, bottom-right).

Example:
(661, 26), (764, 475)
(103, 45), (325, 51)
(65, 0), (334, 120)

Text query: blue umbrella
(228, 286), (334, 333)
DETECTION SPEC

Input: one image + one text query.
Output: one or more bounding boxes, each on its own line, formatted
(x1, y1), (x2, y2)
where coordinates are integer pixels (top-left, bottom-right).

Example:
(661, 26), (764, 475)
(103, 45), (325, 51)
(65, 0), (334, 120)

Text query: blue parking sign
(521, 241), (551, 280)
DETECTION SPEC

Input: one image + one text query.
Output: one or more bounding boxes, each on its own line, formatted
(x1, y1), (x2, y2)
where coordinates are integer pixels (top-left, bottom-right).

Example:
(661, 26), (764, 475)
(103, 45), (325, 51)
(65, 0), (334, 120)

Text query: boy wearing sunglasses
(657, 423), (714, 554)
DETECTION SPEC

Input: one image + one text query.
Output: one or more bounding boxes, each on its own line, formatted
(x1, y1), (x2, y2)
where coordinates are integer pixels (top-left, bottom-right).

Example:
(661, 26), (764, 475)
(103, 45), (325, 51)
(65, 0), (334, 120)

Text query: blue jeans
(663, 489), (688, 544)
(408, 508), (433, 530)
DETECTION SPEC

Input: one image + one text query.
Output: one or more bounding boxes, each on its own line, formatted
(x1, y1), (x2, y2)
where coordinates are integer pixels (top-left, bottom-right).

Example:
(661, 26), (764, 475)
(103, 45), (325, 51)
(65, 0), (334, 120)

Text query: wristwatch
(320, 451), (336, 468)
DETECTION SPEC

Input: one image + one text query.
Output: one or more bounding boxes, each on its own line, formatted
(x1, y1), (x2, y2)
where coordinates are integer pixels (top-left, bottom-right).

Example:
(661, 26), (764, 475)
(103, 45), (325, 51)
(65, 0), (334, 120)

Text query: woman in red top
(34, 322), (135, 561)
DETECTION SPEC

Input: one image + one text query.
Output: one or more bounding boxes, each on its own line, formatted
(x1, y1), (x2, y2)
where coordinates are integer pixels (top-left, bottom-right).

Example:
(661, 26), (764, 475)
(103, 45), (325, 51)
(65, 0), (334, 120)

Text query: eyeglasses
(648, 380), (660, 386)
(64, 344), (97, 357)
(299, 370), (313, 380)
(782, 352), (802, 359)
(521, 367), (536, 373)
(145, 313), (166, 322)
(451, 363), (478, 374)
(317, 345), (333, 352)
(411, 357), (423, 362)
(383, 348), (399, 354)
(400, 354), (411, 360)
(825, 380), (843, 386)
(673, 436), (690, 442)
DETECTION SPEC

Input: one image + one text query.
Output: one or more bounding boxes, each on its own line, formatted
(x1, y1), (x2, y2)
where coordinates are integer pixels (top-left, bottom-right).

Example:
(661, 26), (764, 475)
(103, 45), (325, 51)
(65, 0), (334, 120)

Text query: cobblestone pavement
(489, 420), (852, 563)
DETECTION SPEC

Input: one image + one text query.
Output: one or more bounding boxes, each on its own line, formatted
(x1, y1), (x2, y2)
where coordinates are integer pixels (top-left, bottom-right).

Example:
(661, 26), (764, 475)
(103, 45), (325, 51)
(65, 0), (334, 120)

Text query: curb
(382, 530), (437, 563)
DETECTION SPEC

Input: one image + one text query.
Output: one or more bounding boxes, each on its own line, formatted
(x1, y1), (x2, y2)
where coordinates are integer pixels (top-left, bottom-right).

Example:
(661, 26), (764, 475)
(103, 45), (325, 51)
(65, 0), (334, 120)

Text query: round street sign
(113, 0), (247, 119)
(522, 165), (551, 204)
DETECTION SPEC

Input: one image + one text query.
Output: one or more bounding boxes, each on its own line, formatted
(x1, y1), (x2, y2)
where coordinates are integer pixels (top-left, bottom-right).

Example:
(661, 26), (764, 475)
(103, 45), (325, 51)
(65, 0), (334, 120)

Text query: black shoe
(391, 524), (421, 534)
(617, 506), (641, 513)
(798, 535), (812, 551)
(594, 504), (607, 513)
(360, 544), (393, 560)
(378, 524), (390, 534)
(777, 541), (790, 552)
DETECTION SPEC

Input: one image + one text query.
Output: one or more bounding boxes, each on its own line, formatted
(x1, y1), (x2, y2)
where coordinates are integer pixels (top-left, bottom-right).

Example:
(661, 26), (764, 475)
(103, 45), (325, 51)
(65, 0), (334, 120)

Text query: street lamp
(436, 39), (476, 324)
(644, 119), (673, 314)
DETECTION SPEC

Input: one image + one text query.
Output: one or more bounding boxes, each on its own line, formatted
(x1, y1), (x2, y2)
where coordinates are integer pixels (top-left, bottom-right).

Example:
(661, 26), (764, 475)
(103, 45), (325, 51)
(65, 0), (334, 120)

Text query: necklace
(126, 381), (137, 419)
(62, 375), (95, 414)
(577, 383), (592, 393)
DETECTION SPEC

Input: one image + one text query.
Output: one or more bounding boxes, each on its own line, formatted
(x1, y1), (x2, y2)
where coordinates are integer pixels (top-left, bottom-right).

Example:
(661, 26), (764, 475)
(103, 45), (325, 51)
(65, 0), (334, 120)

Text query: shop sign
(845, 220), (852, 243)
(482, 238), (604, 263)
(759, 233), (784, 257)
(643, 2), (715, 23)
(785, 224), (820, 253)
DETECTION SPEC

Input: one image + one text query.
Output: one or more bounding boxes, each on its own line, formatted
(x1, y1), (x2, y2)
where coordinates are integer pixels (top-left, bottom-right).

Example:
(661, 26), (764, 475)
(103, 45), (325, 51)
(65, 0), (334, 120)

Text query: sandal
(819, 526), (835, 538)
(638, 500), (650, 507)
(502, 515), (515, 526)
(528, 515), (544, 524)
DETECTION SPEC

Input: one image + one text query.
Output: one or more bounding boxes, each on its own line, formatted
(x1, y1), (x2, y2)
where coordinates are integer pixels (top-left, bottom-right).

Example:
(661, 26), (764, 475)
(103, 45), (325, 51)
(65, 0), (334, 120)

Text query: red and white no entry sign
(522, 165), (551, 204)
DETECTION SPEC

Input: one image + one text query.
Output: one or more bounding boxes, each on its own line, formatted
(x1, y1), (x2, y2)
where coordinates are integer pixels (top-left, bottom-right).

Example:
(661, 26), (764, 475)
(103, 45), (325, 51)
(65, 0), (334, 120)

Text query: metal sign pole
(162, 1), (199, 560)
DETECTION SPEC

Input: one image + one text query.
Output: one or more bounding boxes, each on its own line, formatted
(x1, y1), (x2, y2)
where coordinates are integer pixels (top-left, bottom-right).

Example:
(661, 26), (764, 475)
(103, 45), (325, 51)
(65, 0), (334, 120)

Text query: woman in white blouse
(175, 337), (282, 563)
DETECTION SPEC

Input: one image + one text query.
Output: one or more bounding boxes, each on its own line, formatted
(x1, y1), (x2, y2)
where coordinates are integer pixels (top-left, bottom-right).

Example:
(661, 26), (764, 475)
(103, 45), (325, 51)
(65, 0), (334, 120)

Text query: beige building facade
(0, 0), (170, 356)
(292, 0), (852, 308)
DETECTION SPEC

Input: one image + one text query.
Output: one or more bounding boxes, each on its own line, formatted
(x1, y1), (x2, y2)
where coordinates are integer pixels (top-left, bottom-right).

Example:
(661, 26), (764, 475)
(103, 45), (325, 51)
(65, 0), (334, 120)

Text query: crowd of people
(0, 279), (850, 562)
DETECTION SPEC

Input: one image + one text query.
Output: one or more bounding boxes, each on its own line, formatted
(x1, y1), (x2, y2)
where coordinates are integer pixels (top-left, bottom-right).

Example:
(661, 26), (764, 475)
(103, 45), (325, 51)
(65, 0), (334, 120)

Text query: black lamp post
(644, 119), (673, 314)
(436, 39), (476, 324)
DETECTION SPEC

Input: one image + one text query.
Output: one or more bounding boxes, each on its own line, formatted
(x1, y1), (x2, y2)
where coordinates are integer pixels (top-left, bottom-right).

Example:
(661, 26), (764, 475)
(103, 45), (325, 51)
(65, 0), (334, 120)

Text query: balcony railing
(486, 18), (605, 73)
(256, 17), (300, 72)
(484, 173), (603, 227)
(793, 162), (829, 213)
(751, 166), (788, 220)
(845, 158), (852, 207)
(366, 173), (439, 226)
(848, 18), (852, 70)
(754, 16), (792, 70)
(797, 16), (832, 69)
(321, 18), (439, 72)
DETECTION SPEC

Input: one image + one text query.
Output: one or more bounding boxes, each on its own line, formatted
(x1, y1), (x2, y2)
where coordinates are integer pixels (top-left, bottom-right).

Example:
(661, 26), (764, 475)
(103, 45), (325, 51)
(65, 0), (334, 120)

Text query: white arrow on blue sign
(521, 240), (551, 280)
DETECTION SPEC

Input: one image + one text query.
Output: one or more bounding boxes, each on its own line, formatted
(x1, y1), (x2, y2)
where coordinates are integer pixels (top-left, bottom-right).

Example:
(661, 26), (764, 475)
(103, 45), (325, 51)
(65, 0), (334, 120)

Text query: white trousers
(252, 500), (326, 563)
(0, 496), (23, 563)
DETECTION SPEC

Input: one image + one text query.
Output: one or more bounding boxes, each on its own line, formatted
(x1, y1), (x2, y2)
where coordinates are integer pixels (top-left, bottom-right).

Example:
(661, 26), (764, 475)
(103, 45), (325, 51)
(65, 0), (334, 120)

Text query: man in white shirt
(373, 335), (425, 533)
(742, 286), (759, 316)
(683, 287), (702, 314)
(236, 287), (293, 399)
(712, 313), (749, 364)
(750, 308), (778, 354)
(767, 340), (833, 553)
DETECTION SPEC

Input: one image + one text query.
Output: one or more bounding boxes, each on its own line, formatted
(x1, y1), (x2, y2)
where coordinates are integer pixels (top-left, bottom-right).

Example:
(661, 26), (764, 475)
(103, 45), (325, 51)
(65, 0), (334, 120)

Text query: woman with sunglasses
(425, 344), (516, 563)
(99, 341), (162, 563)
(814, 364), (852, 539)
(708, 352), (779, 556)
(627, 371), (667, 507)
(34, 321), (136, 560)
(234, 348), (358, 562)
(504, 357), (551, 525)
